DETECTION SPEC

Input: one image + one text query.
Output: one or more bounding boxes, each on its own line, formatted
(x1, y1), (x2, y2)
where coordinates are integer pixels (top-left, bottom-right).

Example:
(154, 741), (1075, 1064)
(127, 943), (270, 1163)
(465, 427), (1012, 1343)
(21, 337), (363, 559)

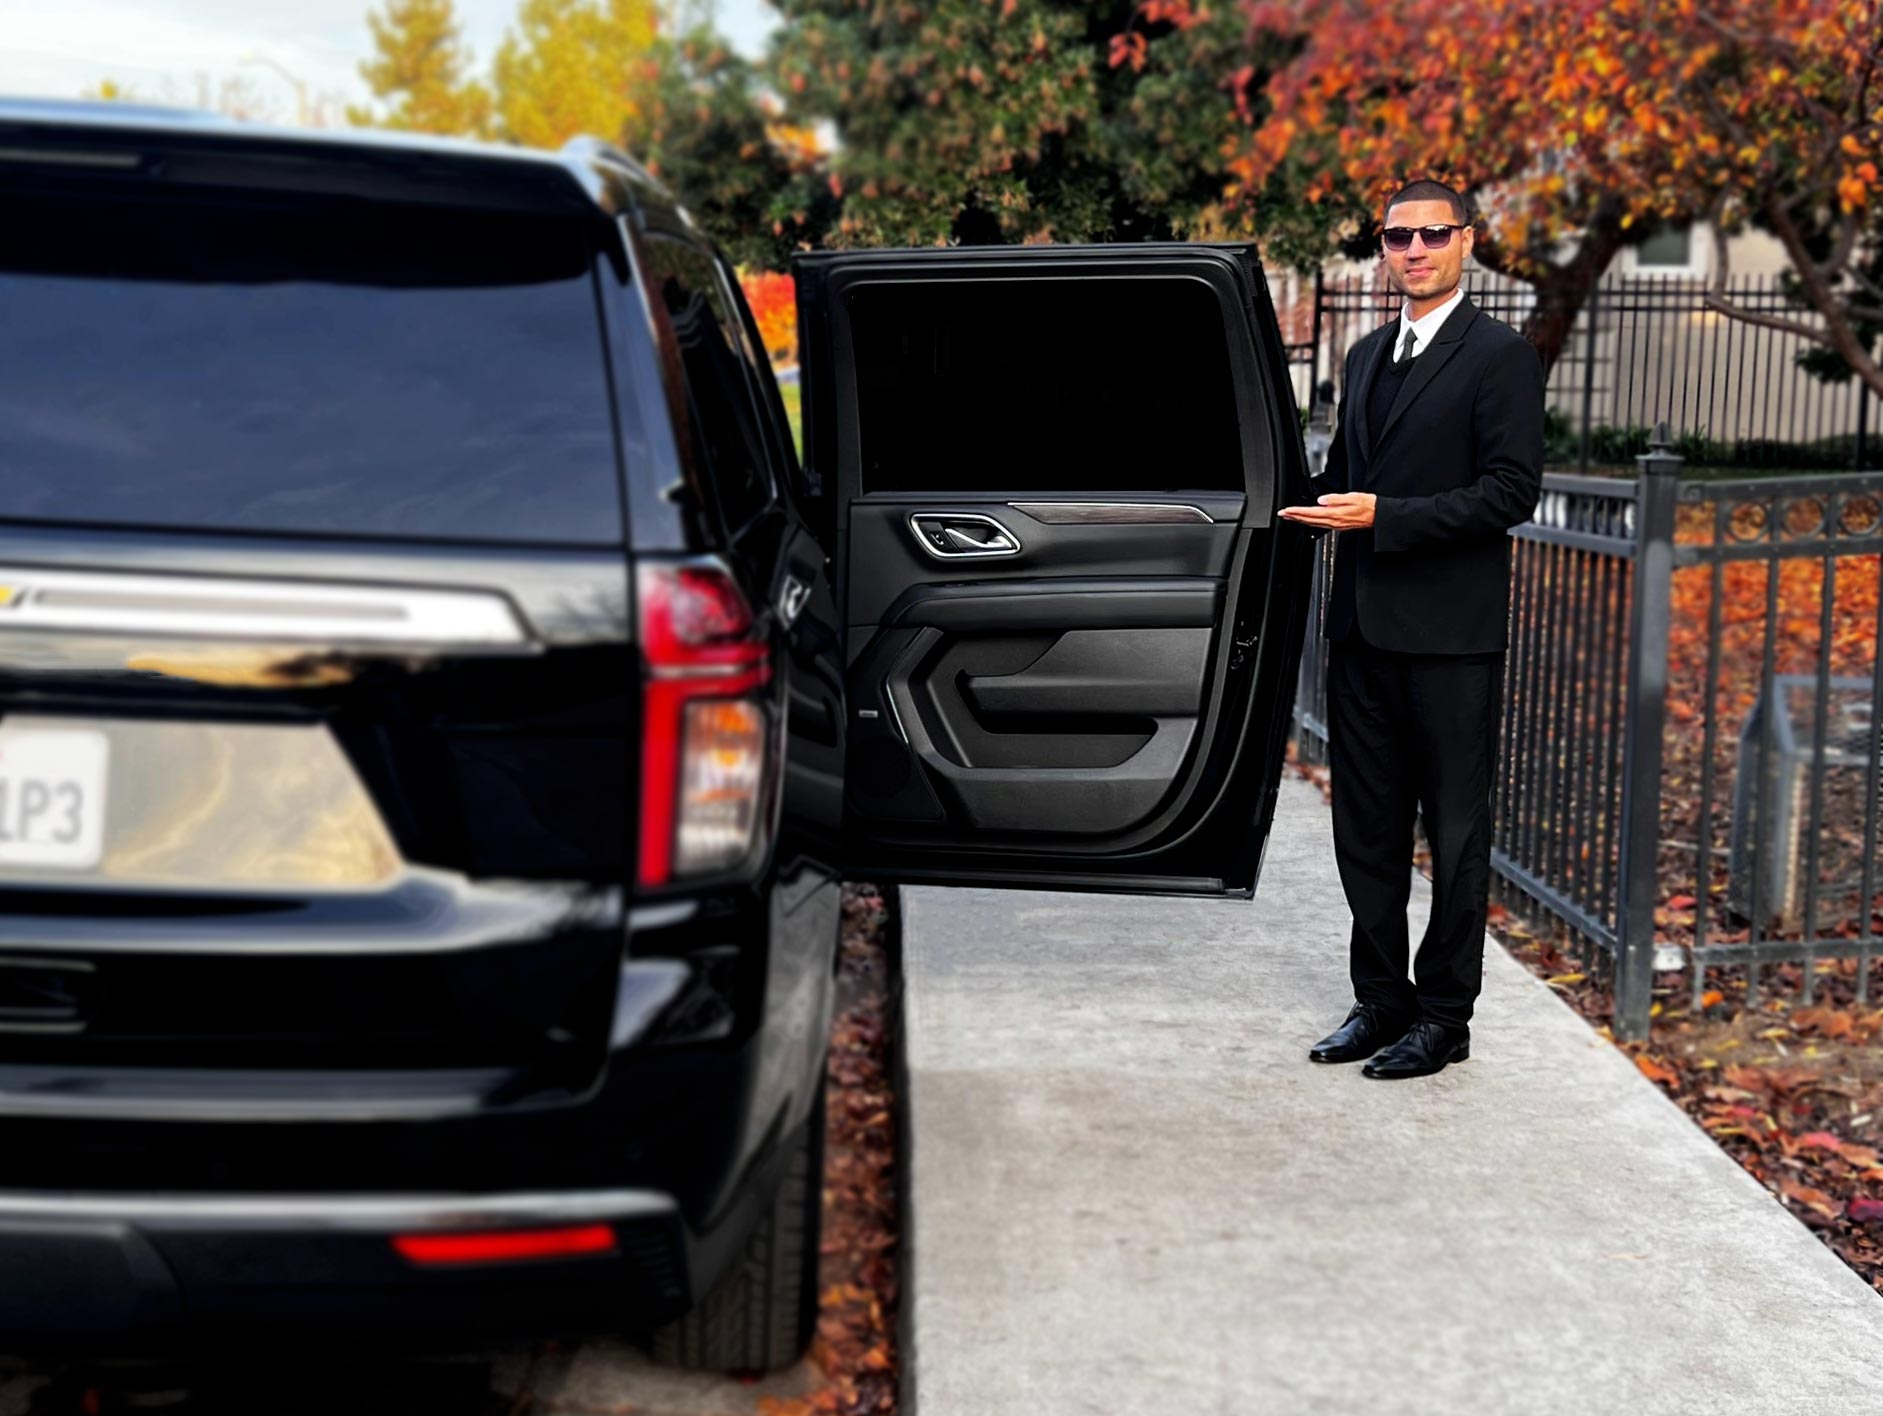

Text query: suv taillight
(636, 561), (772, 887)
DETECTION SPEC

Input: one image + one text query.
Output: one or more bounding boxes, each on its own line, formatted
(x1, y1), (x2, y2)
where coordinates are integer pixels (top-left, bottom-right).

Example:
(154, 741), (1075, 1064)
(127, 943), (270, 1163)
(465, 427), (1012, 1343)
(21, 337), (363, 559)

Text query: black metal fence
(1270, 268), (1880, 475)
(1293, 442), (1883, 1038)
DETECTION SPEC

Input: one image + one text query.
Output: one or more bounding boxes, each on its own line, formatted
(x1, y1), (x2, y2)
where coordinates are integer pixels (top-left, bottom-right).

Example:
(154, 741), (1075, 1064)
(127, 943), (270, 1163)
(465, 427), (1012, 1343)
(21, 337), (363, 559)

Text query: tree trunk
(1763, 199), (1883, 401)
(1473, 200), (1628, 378)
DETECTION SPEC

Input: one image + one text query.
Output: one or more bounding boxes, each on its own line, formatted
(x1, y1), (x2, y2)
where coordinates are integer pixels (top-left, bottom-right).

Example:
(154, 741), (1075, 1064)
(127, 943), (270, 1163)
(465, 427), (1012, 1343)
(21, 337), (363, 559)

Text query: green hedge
(1542, 409), (1880, 473)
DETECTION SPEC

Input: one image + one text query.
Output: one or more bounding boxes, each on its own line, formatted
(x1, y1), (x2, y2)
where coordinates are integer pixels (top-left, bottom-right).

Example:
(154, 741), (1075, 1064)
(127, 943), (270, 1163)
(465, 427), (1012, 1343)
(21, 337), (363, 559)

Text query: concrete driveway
(898, 773), (1883, 1416)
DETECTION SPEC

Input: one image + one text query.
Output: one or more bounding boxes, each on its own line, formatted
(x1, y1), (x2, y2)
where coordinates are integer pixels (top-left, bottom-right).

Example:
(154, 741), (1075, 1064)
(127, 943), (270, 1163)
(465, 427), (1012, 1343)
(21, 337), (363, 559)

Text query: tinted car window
(0, 191), (622, 544)
(717, 256), (802, 495)
(640, 234), (775, 534)
(845, 277), (1245, 494)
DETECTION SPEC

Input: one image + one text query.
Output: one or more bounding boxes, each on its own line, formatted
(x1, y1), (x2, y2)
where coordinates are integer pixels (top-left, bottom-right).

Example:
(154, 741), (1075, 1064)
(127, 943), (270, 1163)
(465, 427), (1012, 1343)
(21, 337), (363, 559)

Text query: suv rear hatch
(0, 143), (637, 1154)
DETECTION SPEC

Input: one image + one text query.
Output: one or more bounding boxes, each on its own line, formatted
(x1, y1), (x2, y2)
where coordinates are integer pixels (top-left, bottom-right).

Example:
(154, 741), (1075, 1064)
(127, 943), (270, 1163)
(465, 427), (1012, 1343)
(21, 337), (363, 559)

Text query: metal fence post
(1857, 374), (1873, 471)
(1614, 422), (1682, 1039)
(1578, 280), (1601, 475)
(1310, 268), (1326, 392)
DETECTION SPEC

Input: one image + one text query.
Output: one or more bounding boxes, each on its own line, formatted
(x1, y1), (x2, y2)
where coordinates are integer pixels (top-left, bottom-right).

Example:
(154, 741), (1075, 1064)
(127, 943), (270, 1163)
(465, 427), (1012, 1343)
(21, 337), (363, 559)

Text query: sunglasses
(1381, 223), (1468, 252)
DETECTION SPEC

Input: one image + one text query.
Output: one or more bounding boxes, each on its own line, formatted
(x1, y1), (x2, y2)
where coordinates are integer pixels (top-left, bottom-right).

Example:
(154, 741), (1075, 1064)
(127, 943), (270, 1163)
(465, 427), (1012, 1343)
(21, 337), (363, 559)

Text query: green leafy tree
(642, 24), (831, 269)
(766, 0), (1244, 248)
(351, 0), (494, 136)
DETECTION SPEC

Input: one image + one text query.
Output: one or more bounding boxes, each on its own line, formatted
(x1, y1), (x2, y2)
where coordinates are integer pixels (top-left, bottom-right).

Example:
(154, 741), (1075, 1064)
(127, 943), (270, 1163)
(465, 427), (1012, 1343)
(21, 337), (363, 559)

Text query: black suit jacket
(1319, 295), (1545, 655)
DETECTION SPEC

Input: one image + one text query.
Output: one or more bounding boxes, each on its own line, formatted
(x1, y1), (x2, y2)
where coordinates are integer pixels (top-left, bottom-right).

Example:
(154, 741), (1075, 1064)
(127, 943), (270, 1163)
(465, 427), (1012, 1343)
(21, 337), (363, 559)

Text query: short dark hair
(1383, 180), (1471, 227)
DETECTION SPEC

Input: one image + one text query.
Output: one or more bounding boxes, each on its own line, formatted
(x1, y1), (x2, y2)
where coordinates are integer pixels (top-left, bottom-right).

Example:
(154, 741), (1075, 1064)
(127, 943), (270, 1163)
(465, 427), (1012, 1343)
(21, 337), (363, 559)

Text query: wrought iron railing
(1275, 269), (1879, 475)
(1291, 439), (1883, 1038)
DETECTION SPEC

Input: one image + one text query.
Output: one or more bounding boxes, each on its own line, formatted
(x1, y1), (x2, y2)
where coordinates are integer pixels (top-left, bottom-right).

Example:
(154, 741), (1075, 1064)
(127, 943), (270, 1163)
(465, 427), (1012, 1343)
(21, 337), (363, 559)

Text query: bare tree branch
(1701, 292), (1835, 342)
(1763, 197), (1883, 398)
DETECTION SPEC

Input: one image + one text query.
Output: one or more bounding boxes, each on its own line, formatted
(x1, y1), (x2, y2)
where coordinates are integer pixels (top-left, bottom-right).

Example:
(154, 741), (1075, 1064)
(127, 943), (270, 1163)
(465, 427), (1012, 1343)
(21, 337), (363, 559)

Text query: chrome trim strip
(883, 684), (910, 745)
(1007, 501), (1214, 525)
(628, 899), (698, 931)
(0, 1076), (504, 1123)
(0, 146), (143, 169)
(0, 1188), (675, 1230)
(0, 566), (531, 647)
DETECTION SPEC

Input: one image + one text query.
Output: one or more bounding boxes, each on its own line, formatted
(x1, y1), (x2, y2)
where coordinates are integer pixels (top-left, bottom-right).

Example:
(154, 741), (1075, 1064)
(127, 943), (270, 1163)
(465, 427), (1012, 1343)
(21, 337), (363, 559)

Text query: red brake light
(640, 564), (761, 664)
(636, 561), (773, 887)
(392, 1224), (618, 1266)
(667, 566), (754, 643)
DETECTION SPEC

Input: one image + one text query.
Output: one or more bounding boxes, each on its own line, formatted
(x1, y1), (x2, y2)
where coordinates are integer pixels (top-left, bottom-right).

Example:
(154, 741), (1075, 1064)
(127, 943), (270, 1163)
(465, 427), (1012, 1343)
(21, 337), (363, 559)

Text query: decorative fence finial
(1640, 419), (1683, 475)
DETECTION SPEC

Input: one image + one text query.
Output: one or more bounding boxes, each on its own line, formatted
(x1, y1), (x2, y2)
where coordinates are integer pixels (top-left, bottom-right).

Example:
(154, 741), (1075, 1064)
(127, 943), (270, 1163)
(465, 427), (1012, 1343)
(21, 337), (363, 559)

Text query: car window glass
(714, 256), (801, 498)
(0, 190), (622, 544)
(845, 277), (1245, 495)
(640, 234), (776, 535)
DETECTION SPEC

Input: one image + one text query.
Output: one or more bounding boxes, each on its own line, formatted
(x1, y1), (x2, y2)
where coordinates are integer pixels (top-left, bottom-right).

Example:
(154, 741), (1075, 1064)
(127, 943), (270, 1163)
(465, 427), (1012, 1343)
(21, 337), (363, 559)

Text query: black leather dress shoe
(1362, 1020), (1471, 1079)
(1308, 1003), (1414, 1064)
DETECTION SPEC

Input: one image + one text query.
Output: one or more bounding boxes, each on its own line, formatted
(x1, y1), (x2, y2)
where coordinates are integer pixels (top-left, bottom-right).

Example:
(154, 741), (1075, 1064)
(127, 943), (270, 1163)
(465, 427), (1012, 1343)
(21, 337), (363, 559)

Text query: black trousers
(1326, 634), (1504, 1028)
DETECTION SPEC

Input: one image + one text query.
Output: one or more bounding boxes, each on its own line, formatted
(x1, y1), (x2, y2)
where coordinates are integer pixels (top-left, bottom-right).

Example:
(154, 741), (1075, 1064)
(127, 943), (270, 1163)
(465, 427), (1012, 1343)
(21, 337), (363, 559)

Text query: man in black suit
(1279, 180), (1544, 1079)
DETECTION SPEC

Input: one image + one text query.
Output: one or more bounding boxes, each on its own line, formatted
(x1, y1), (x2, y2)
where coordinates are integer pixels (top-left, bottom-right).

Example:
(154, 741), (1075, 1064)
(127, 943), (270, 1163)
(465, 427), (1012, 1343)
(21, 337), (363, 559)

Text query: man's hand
(1278, 492), (1377, 530)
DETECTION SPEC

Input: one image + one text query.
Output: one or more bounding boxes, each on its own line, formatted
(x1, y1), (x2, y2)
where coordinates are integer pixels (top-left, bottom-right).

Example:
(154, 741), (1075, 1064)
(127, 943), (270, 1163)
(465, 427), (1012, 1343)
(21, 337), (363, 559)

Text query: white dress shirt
(1396, 286), (1465, 361)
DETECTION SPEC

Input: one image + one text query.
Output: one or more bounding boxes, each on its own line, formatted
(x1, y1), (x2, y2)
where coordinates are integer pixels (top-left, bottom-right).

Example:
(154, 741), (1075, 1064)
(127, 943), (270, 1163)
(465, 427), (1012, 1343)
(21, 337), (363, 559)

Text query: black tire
(651, 1082), (826, 1373)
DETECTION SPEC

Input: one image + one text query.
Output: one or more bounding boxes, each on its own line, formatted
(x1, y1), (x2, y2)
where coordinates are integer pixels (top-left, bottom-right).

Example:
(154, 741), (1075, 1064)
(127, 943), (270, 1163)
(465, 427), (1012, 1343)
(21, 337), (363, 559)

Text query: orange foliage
(1653, 503), (1881, 953)
(1225, 0), (1880, 264)
(741, 268), (798, 366)
(1667, 505), (1881, 730)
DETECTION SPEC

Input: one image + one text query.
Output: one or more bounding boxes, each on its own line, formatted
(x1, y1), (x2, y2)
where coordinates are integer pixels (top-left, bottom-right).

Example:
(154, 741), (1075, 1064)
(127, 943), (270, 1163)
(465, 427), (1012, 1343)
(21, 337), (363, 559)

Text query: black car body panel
(0, 102), (841, 1345)
(795, 244), (1315, 896)
(0, 98), (1307, 1351)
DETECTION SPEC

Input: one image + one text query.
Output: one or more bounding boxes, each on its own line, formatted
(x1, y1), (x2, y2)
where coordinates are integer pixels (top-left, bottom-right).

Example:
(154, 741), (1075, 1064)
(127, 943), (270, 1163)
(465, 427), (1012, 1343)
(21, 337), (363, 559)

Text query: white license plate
(0, 729), (109, 869)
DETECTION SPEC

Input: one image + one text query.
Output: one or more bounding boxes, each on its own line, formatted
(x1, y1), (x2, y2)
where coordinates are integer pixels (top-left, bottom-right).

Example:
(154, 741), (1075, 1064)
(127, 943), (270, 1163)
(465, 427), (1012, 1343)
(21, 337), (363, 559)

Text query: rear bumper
(0, 870), (841, 1344)
(0, 1187), (689, 1346)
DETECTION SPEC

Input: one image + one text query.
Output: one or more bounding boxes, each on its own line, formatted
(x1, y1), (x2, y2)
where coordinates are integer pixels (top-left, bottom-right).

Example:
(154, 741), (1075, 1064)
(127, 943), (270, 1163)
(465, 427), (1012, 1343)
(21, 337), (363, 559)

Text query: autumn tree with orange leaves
(1130, 0), (1882, 385)
(354, 0), (827, 268)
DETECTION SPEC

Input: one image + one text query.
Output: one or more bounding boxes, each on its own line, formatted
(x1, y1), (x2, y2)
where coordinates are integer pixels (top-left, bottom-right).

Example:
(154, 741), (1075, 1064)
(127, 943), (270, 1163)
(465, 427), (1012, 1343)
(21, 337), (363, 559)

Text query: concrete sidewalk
(900, 775), (1883, 1416)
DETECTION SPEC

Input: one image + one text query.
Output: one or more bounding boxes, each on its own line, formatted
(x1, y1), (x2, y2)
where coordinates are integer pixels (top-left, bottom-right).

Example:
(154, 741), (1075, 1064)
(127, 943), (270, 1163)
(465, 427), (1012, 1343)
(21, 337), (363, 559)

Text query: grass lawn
(777, 377), (802, 458)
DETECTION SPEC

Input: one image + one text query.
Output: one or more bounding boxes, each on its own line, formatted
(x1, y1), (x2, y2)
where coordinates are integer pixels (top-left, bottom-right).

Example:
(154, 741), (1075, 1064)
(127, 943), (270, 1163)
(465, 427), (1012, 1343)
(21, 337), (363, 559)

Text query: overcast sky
(0, 0), (780, 119)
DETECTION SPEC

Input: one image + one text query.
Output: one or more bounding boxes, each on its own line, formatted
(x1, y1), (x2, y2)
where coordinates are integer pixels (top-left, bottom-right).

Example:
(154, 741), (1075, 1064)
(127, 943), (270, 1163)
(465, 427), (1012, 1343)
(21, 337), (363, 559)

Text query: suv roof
(0, 96), (691, 229)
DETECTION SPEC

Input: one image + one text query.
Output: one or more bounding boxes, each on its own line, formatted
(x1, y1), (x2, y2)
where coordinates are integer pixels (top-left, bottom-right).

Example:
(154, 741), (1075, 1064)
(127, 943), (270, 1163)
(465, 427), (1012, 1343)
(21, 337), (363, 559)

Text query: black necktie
(1394, 324), (1417, 368)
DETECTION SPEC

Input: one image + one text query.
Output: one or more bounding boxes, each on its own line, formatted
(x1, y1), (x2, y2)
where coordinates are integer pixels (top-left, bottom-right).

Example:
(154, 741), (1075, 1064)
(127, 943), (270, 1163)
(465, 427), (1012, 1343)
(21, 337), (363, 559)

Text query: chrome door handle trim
(943, 525), (1014, 553)
(907, 513), (1024, 560)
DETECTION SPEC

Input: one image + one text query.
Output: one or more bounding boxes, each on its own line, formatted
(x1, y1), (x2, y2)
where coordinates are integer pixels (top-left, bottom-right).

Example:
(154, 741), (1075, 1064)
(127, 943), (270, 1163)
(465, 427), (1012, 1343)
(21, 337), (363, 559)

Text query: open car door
(794, 244), (1315, 897)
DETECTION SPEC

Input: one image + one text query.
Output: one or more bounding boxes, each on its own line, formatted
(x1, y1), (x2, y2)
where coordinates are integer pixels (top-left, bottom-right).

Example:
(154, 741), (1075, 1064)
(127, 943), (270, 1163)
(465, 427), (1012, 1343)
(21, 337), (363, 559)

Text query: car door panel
(959, 627), (1212, 718)
(843, 495), (1241, 625)
(794, 244), (1314, 896)
(889, 628), (1200, 833)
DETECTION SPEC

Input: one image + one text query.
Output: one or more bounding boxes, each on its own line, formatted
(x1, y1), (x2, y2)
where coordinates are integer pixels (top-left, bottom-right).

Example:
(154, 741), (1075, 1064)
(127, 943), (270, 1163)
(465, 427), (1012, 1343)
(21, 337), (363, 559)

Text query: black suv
(0, 101), (1312, 1372)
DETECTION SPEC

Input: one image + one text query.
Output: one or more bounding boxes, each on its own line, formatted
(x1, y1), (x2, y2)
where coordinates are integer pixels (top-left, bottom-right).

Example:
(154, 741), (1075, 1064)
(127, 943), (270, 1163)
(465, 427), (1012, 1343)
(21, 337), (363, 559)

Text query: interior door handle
(910, 513), (1023, 559)
(944, 525), (1014, 553)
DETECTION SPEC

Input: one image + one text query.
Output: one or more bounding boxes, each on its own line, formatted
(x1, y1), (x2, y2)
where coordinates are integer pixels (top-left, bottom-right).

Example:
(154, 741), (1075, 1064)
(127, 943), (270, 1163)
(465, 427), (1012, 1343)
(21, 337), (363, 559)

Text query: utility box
(1728, 674), (1878, 928)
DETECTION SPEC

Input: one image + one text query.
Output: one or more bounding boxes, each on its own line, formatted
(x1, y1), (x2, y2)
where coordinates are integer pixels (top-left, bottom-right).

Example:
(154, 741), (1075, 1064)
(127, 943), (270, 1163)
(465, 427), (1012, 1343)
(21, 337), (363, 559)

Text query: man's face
(1381, 198), (1473, 303)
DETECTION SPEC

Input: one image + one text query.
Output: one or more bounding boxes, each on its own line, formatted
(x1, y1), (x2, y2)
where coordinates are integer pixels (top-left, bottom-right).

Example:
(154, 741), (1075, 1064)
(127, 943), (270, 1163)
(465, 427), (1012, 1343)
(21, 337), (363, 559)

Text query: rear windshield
(845, 275), (1246, 495)
(0, 189), (622, 543)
